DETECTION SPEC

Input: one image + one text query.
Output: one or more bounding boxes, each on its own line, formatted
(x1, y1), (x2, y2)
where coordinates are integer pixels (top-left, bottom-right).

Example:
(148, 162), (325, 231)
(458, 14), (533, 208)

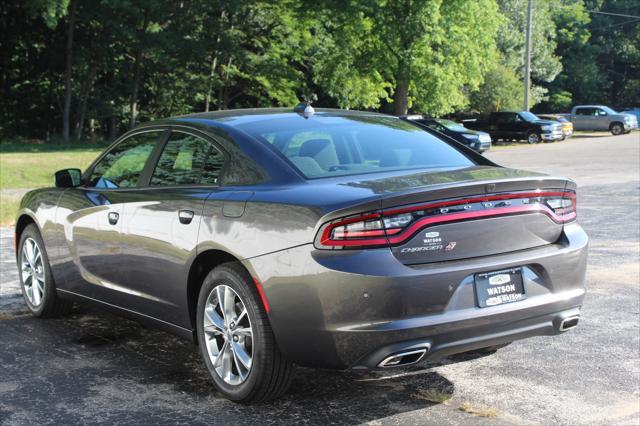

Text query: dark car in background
(464, 111), (564, 144)
(403, 115), (492, 153)
(15, 107), (588, 403)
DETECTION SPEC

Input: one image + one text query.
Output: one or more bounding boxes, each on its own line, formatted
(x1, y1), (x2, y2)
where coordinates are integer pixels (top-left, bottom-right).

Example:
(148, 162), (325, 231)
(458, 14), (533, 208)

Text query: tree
(469, 64), (523, 113)
(62, 0), (77, 142)
(309, 0), (502, 116)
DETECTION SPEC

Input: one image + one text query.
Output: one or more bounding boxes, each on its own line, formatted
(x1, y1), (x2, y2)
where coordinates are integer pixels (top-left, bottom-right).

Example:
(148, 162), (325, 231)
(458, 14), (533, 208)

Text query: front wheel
(196, 263), (294, 402)
(527, 132), (541, 144)
(18, 224), (73, 317)
(610, 122), (624, 135)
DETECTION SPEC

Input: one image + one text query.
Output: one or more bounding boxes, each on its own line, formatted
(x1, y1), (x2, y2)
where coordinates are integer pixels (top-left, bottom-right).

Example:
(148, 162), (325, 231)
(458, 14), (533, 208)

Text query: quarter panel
(198, 192), (321, 259)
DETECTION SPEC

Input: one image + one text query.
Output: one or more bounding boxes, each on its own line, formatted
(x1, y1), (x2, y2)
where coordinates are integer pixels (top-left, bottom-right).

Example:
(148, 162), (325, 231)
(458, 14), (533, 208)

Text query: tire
(526, 132), (541, 144)
(18, 224), (73, 317)
(196, 263), (294, 403)
(610, 122), (624, 135)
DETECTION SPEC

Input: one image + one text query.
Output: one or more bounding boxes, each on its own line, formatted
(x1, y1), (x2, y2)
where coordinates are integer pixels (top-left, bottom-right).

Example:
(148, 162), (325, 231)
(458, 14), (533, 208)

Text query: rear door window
(150, 132), (225, 186)
(575, 108), (595, 116)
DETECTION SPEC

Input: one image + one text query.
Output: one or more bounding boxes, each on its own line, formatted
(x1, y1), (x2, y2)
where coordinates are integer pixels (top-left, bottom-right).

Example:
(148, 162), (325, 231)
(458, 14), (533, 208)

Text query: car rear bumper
(244, 222), (588, 370)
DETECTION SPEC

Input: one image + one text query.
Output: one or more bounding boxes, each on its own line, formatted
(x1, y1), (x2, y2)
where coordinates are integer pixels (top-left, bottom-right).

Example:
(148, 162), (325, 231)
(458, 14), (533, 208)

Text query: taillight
(315, 190), (577, 249)
(319, 213), (389, 248)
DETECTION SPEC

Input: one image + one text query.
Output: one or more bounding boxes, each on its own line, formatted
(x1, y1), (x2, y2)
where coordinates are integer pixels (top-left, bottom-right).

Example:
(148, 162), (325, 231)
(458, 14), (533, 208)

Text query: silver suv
(569, 105), (638, 135)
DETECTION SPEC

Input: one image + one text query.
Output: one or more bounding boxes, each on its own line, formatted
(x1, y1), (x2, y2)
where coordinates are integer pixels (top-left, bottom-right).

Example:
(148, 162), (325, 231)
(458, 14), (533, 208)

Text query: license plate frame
(474, 267), (526, 308)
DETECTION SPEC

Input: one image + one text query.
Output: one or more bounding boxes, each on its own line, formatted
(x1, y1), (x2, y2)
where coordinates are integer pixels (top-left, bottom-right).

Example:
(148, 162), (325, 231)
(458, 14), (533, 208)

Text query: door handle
(178, 210), (194, 224)
(108, 212), (119, 225)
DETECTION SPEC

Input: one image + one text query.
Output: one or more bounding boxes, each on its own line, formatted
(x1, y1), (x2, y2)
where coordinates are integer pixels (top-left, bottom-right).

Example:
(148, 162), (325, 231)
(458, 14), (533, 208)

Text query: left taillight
(317, 211), (414, 249)
(318, 213), (387, 248)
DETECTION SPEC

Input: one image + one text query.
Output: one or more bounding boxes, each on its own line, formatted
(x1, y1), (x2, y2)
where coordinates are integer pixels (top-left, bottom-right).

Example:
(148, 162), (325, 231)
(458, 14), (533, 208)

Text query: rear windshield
(236, 114), (474, 179)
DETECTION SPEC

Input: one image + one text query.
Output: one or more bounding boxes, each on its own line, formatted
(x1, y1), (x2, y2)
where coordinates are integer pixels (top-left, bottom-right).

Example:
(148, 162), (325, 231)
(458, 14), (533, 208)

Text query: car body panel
(15, 108), (588, 371)
(243, 222), (587, 368)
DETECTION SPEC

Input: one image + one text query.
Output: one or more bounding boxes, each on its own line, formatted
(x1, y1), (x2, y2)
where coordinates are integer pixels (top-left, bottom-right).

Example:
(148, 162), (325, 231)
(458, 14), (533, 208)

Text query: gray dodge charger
(14, 107), (588, 402)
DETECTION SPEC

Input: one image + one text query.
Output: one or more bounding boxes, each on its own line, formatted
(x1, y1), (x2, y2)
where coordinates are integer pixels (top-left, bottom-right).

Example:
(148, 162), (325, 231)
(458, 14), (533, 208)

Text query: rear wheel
(610, 122), (624, 135)
(527, 132), (541, 144)
(196, 263), (294, 402)
(18, 224), (73, 317)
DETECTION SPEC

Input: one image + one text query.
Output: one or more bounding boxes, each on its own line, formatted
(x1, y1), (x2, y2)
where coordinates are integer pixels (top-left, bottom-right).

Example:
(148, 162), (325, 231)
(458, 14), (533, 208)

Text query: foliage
(469, 64), (524, 113)
(0, 0), (638, 140)
(309, 0), (502, 116)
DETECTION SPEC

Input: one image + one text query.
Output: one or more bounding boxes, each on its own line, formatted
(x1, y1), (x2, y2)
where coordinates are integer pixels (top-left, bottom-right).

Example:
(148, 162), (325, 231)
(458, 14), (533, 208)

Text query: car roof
(145, 108), (390, 129)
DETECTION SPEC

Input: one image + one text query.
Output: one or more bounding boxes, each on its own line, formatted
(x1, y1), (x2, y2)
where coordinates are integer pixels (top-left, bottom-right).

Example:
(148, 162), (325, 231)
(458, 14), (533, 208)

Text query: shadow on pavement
(0, 305), (470, 424)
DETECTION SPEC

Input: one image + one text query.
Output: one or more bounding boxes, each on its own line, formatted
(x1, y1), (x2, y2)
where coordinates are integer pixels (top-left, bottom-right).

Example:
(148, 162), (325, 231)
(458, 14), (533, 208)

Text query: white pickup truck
(563, 105), (638, 135)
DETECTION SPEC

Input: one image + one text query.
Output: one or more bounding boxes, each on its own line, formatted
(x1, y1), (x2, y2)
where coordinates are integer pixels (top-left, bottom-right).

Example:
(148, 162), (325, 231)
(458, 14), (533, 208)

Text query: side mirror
(55, 168), (82, 188)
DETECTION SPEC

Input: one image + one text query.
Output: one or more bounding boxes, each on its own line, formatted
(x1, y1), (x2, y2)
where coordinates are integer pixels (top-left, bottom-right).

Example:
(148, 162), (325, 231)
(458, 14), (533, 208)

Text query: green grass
(0, 140), (108, 226)
(0, 150), (102, 189)
(0, 196), (21, 227)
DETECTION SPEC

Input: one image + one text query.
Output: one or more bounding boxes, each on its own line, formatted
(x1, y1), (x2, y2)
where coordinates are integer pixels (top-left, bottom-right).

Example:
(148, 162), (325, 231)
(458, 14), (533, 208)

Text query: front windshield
(237, 114), (474, 179)
(520, 112), (539, 121)
(435, 119), (468, 132)
(601, 106), (617, 114)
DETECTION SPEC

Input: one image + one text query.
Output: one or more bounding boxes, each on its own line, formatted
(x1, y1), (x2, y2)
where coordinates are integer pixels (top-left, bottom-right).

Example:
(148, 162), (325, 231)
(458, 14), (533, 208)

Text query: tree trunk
(129, 15), (149, 129)
(217, 56), (233, 110)
(74, 65), (97, 140)
(108, 115), (117, 141)
(62, 0), (78, 142)
(205, 11), (225, 112)
(204, 52), (219, 112)
(393, 62), (410, 116)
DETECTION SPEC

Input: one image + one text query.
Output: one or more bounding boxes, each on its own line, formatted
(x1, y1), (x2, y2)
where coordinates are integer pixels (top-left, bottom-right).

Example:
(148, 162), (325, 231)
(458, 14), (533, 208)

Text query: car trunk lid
(314, 166), (576, 264)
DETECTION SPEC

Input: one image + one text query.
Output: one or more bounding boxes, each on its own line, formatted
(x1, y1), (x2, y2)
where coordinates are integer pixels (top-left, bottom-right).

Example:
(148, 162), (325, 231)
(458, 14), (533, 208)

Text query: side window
(595, 108), (606, 116)
(150, 132), (224, 186)
(88, 132), (161, 189)
(495, 113), (516, 124)
(576, 108), (592, 116)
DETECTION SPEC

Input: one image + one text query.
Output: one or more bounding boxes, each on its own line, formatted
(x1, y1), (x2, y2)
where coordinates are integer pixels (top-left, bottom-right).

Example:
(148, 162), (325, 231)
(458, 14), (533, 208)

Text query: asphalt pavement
(1, 131), (639, 425)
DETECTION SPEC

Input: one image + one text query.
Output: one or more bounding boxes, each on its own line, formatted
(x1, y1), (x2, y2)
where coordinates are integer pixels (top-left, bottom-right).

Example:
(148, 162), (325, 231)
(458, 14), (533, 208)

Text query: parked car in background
(537, 114), (573, 140)
(402, 115), (491, 153)
(463, 111), (564, 144)
(619, 107), (640, 123)
(564, 105), (638, 135)
(14, 106), (587, 402)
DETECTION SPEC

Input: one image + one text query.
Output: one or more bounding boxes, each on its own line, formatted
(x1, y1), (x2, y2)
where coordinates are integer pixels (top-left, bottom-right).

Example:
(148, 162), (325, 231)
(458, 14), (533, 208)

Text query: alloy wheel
(203, 284), (254, 385)
(21, 237), (45, 306)
(611, 124), (623, 135)
(527, 133), (540, 144)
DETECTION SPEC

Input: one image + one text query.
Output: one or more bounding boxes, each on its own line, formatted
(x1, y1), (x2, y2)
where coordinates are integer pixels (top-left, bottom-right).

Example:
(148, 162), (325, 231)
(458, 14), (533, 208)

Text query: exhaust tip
(377, 348), (428, 368)
(560, 315), (580, 331)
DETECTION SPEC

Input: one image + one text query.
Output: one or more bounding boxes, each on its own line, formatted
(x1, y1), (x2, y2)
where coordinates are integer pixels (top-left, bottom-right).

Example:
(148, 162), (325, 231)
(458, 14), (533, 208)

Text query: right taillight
(315, 190), (577, 250)
(544, 192), (577, 222)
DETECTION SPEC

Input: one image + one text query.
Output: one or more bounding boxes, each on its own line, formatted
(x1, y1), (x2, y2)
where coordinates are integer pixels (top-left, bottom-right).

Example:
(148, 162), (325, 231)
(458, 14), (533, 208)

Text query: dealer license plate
(475, 267), (526, 308)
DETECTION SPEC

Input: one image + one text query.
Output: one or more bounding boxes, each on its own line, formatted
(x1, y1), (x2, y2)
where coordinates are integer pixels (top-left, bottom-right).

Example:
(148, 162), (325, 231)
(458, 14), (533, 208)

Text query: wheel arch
(609, 121), (623, 130)
(14, 213), (38, 255)
(186, 249), (243, 336)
